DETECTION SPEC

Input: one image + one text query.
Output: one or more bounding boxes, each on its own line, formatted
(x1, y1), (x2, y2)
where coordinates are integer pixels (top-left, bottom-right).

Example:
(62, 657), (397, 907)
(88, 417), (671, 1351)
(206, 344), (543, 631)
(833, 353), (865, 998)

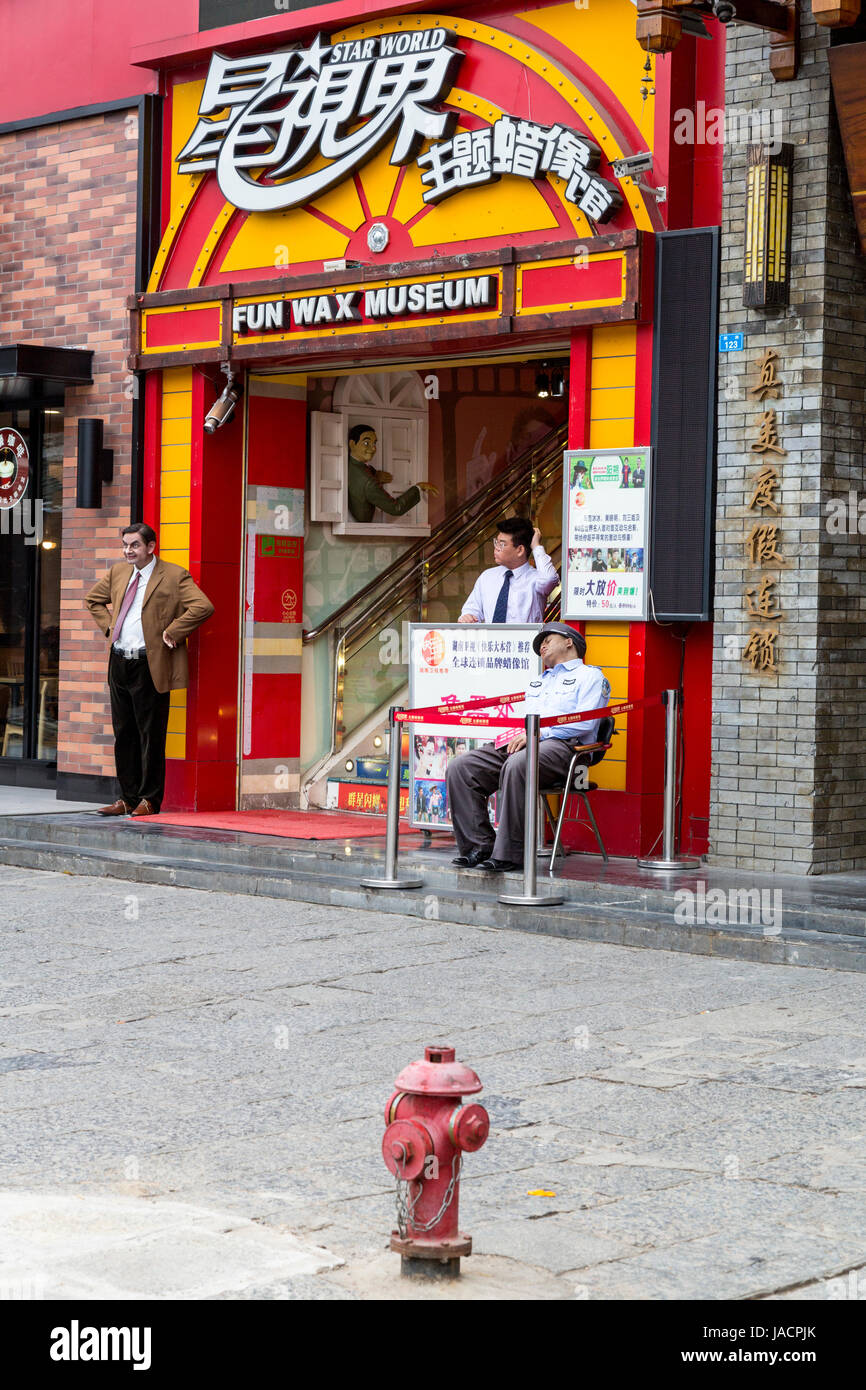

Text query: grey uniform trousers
(446, 738), (576, 861)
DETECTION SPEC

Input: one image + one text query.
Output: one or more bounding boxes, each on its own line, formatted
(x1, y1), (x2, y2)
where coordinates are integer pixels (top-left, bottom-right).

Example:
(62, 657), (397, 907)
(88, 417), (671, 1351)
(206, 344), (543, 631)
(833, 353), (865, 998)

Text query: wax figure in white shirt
(458, 516), (559, 625)
(113, 554), (156, 654)
(445, 622), (609, 873)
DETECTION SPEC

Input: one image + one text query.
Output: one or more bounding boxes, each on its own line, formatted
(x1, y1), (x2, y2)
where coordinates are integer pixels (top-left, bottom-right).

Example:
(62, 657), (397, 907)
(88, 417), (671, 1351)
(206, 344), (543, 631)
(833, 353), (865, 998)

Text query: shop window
(0, 408), (62, 762)
(310, 371), (430, 537)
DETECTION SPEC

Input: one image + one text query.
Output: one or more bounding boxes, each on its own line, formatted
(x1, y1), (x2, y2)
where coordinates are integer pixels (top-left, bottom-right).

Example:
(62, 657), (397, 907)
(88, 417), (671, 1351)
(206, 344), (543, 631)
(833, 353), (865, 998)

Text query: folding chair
(541, 715), (616, 870)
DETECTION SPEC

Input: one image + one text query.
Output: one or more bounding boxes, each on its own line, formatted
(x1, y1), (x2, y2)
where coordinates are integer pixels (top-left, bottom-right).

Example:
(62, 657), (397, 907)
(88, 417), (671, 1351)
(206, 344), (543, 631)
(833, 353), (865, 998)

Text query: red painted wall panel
(520, 259), (625, 311)
(247, 398), (306, 488)
(144, 307), (221, 349)
(693, 24), (726, 229)
(0, 0), (198, 124)
(142, 371), (162, 534)
(243, 390), (306, 785)
(162, 368), (243, 811)
(248, 674), (302, 759)
(190, 560), (241, 764)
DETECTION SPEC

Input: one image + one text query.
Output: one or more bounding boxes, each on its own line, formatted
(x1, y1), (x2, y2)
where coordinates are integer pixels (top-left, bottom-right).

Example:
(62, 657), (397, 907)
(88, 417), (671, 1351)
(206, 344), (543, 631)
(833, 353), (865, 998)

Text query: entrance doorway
(297, 351), (570, 801)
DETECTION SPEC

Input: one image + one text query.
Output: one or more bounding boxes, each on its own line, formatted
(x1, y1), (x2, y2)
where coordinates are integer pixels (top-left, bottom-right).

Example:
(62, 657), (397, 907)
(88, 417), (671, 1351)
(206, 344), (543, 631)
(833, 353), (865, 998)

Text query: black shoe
(452, 846), (494, 868)
(478, 858), (522, 874)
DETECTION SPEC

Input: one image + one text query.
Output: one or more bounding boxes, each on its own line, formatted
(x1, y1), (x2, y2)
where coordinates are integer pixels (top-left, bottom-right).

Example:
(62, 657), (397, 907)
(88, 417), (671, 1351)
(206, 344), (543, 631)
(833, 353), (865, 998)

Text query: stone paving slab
(3, 813), (866, 972)
(2, 865), (866, 1299)
(0, 1192), (341, 1300)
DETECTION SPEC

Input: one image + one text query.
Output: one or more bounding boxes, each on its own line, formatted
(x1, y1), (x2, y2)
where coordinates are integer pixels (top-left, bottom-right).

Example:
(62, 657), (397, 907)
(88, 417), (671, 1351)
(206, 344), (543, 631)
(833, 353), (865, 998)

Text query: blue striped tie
(492, 569), (512, 623)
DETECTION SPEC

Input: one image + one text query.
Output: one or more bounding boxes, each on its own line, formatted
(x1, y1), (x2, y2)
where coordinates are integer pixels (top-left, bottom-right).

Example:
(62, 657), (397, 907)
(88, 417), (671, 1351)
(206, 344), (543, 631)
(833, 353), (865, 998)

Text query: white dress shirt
(524, 659), (610, 743)
(114, 556), (156, 652)
(460, 547), (559, 623)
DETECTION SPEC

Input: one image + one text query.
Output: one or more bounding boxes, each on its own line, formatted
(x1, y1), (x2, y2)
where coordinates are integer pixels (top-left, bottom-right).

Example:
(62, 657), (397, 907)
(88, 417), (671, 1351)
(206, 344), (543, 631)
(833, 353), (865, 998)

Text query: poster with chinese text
(407, 623), (540, 831)
(562, 447), (651, 621)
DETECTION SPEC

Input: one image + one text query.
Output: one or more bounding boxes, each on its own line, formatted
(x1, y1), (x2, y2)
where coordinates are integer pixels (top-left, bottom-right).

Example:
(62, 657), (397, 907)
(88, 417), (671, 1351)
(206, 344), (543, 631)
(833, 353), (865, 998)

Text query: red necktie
(112, 572), (140, 643)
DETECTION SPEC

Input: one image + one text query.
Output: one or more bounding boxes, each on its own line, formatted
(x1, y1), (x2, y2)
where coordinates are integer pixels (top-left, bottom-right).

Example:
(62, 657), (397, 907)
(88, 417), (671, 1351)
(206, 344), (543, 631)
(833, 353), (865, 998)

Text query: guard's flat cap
(532, 622), (587, 657)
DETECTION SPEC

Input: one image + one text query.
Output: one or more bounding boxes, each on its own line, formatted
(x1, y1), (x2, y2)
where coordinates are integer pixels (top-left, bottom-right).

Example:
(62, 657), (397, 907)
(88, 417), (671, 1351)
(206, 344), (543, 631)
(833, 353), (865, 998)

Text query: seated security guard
(445, 622), (610, 873)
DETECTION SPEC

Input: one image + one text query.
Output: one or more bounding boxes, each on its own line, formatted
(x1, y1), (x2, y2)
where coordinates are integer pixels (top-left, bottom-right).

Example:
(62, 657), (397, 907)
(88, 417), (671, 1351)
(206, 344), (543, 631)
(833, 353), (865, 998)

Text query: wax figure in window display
(346, 423), (438, 524)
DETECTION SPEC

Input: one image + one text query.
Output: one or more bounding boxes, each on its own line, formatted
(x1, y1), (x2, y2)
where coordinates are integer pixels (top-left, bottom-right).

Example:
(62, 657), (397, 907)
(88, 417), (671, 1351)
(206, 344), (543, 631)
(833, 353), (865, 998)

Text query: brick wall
(0, 108), (140, 784)
(711, 22), (866, 873)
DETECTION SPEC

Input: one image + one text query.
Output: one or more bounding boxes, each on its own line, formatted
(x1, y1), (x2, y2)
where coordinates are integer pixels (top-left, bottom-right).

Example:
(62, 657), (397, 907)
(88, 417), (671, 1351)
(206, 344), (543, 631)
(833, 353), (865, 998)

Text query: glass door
(0, 407), (62, 762)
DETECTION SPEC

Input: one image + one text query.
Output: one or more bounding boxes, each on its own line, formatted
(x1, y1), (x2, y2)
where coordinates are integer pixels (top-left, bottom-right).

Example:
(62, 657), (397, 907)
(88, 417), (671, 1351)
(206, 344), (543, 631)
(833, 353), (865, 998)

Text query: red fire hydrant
(382, 1044), (489, 1279)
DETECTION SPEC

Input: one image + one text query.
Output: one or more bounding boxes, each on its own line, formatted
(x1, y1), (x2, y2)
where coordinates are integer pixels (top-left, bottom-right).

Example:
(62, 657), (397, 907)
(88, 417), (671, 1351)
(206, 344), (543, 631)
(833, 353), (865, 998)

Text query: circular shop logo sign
(0, 428), (29, 509)
(422, 630), (446, 667)
(281, 587), (298, 621)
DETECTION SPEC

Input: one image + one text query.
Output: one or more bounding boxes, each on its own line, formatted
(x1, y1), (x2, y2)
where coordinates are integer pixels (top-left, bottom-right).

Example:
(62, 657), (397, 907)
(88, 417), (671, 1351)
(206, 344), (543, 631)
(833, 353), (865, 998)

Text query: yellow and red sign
(149, 8), (660, 283)
(136, 236), (643, 363)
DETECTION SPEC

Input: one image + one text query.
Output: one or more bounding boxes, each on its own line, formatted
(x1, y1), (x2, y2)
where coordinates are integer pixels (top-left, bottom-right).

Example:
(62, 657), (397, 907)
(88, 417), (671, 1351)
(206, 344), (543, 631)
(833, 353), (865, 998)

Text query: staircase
(302, 421), (568, 810)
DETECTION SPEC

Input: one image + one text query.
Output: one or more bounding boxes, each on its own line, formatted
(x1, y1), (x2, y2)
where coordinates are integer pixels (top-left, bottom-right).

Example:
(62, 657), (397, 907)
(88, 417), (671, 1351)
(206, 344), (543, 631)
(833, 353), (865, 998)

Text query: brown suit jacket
(85, 557), (215, 694)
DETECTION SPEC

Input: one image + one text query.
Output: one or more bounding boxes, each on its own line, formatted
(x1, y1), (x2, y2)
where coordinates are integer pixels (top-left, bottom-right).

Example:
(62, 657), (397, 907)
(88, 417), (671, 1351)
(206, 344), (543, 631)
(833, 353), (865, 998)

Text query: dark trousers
(108, 649), (171, 811)
(446, 739), (576, 862)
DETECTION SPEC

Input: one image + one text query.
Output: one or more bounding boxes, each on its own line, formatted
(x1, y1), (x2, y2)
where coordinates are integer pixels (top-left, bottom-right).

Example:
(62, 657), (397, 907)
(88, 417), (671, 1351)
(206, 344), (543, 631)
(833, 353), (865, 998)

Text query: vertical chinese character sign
(562, 447), (651, 621)
(407, 623), (539, 830)
(743, 347), (786, 673)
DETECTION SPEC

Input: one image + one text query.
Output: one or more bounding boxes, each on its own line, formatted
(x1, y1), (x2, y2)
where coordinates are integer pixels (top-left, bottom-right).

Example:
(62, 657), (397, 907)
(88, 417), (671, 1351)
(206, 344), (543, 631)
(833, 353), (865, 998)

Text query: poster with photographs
(562, 447), (651, 621)
(407, 623), (541, 831)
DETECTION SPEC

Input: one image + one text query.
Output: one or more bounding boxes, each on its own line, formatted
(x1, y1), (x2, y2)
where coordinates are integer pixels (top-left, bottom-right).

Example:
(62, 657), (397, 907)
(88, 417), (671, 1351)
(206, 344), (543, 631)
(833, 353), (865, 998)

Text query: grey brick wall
(710, 21), (866, 874)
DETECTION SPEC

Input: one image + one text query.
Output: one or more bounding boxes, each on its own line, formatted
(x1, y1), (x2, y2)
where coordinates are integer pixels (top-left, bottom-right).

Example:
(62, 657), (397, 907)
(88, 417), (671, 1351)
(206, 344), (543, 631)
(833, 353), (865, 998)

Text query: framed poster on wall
(407, 623), (541, 832)
(562, 447), (651, 621)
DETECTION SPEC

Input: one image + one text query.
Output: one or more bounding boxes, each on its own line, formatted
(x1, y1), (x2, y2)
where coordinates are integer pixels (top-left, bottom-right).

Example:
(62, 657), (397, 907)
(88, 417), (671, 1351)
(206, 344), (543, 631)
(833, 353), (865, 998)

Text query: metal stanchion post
(499, 714), (564, 907)
(361, 707), (423, 891)
(637, 689), (700, 872)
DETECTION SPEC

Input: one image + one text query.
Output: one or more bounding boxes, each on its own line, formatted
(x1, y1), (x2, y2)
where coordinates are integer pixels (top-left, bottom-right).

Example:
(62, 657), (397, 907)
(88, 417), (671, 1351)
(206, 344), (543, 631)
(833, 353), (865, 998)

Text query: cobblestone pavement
(1, 866), (865, 1301)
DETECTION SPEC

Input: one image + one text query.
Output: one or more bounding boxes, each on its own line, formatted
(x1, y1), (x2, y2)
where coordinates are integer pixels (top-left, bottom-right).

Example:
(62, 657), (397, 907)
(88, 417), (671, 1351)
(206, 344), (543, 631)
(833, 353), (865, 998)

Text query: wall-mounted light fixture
(744, 143), (794, 309)
(76, 418), (114, 509)
(535, 365), (550, 398)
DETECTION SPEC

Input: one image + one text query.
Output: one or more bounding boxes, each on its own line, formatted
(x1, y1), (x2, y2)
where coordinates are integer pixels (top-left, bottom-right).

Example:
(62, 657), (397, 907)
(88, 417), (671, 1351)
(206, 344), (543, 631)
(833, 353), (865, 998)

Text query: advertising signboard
(407, 622), (540, 831)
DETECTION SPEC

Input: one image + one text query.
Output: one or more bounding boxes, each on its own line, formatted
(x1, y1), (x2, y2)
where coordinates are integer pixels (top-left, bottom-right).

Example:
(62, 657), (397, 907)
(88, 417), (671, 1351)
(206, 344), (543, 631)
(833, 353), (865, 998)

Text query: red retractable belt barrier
(539, 696), (659, 727)
(394, 692), (527, 722)
(395, 694), (661, 729)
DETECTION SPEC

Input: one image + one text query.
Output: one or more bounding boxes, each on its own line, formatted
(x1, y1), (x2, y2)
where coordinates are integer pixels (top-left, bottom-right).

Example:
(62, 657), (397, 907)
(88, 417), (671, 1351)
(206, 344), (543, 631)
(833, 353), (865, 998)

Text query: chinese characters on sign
(177, 31), (462, 210)
(743, 348), (785, 673)
(562, 448), (650, 621)
(258, 535), (302, 558)
(417, 116), (621, 220)
(407, 623), (540, 830)
(178, 31), (621, 222)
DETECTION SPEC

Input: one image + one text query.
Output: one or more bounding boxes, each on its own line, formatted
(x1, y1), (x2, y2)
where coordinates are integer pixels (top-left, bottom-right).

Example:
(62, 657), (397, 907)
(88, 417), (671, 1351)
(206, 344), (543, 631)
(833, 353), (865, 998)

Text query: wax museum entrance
(281, 355), (569, 814)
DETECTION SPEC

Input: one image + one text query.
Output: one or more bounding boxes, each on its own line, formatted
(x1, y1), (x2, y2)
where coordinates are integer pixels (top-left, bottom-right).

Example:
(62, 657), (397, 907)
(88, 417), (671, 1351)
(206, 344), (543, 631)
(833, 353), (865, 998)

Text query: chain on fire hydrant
(382, 1044), (489, 1279)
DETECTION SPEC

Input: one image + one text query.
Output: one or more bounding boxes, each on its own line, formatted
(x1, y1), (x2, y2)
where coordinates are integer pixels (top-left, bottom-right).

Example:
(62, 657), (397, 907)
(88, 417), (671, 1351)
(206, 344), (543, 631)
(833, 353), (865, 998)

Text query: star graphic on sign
(294, 33), (330, 77)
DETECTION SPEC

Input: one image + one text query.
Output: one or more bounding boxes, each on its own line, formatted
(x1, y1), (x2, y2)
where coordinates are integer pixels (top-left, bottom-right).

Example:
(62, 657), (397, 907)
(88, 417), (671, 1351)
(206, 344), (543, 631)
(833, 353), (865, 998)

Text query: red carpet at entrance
(130, 809), (420, 839)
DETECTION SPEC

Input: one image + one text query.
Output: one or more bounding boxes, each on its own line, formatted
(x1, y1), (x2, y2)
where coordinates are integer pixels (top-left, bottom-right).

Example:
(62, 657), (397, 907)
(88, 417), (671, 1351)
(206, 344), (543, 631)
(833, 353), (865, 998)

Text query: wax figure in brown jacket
(85, 522), (215, 817)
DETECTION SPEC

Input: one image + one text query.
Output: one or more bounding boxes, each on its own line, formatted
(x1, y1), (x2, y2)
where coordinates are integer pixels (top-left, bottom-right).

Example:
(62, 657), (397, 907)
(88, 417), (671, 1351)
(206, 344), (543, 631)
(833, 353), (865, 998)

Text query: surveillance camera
(204, 381), (242, 433)
(712, 0), (736, 22)
(611, 151), (654, 180)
